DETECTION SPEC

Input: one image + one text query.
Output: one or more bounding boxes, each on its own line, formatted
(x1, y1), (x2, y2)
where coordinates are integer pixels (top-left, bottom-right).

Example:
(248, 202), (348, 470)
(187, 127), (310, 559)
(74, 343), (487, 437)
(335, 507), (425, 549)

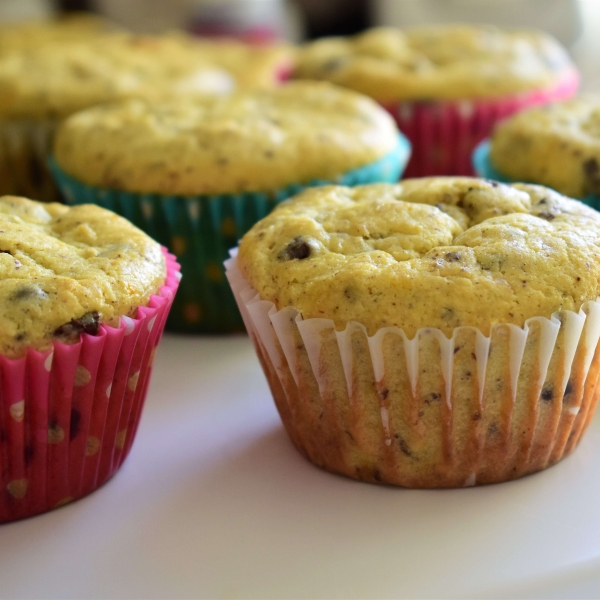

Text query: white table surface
(1, 334), (599, 600)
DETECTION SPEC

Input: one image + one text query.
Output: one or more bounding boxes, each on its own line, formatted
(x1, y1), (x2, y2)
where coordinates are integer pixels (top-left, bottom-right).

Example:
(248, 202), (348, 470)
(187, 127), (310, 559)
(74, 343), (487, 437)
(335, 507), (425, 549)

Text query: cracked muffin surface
(293, 25), (576, 102)
(490, 96), (600, 199)
(0, 195), (165, 357)
(53, 81), (399, 195)
(238, 178), (600, 336)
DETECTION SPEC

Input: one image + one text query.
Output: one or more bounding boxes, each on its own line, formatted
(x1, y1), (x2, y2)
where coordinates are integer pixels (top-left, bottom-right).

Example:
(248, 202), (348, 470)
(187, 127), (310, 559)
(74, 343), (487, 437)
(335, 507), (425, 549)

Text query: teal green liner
(49, 134), (411, 334)
(472, 140), (600, 211)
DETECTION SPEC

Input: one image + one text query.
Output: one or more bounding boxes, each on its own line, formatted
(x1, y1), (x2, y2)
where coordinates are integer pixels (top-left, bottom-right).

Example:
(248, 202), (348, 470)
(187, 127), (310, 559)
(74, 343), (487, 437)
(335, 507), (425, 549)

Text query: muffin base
(226, 253), (600, 488)
(0, 119), (60, 203)
(49, 134), (411, 334)
(0, 249), (180, 523)
(382, 69), (579, 178)
(472, 139), (600, 211)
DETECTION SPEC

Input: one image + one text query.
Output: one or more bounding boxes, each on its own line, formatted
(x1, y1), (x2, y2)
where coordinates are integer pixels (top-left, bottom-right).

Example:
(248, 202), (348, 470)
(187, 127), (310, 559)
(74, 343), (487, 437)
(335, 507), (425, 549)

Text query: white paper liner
(225, 252), (600, 487)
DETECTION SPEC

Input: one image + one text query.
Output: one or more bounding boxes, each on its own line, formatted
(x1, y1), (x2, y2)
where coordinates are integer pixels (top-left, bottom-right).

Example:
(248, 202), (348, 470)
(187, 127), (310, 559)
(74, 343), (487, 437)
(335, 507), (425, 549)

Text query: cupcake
(0, 32), (289, 203)
(0, 195), (179, 522)
(293, 25), (579, 177)
(473, 96), (600, 211)
(49, 81), (411, 333)
(226, 178), (600, 487)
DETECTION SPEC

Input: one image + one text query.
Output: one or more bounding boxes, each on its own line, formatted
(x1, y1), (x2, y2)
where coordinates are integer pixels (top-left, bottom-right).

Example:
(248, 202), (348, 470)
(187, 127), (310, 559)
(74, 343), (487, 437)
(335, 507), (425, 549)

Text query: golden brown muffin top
(293, 25), (576, 102)
(490, 96), (600, 199)
(0, 195), (165, 358)
(239, 178), (600, 336)
(53, 82), (400, 196)
(0, 33), (288, 120)
(0, 13), (121, 53)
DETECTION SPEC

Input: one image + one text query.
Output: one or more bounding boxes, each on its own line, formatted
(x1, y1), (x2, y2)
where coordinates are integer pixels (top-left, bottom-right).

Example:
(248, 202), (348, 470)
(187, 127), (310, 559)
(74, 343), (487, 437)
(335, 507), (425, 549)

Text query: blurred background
(0, 0), (598, 90)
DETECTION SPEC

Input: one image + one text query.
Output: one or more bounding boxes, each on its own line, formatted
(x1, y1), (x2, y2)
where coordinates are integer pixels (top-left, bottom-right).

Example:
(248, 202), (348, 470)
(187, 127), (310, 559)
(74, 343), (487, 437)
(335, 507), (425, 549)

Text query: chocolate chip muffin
(0, 195), (166, 357)
(50, 81), (410, 333)
(293, 25), (579, 177)
(228, 178), (600, 487)
(0, 194), (179, 523)
(488, 96), (600, 200)
(0, 31), (288, 202)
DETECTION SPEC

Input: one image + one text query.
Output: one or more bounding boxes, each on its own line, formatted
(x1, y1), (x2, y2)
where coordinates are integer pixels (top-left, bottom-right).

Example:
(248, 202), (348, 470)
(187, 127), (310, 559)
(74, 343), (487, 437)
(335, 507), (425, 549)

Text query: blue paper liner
(50, 134), (411, 333)
(472, 140), (600, 211)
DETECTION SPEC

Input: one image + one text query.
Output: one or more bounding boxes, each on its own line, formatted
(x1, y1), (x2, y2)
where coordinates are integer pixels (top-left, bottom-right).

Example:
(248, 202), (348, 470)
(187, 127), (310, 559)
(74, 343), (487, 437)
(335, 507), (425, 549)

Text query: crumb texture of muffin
(490, 96), (600, 199)
(293, 25), (576, 102)
(53, 81), (400, 195)
(239, 178), (600, 336)
(0, 195), (165, 357)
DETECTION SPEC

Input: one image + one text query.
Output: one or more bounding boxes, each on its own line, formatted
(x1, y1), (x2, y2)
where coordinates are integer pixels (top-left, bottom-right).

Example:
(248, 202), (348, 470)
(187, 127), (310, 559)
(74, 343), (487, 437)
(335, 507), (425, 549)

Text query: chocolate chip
(379, 389), (389, 400)
(488, 423), (499, 436)
(537, 212), (556, 221)
(398, 437), (412, 457)
(454, 346), (461, 354)
(11, 284), (47, 301)
(69, 409), (81, 441)
(321, 57), (348, 73)
(278, 237), (312, 261)
(425, 392), (441, 404)
(563, 380), (573, 400)
(541, 385), (554, 402)
(444, 252), (462, 262)
(583, 158), (600, 195)
(54, 311), (100, 340)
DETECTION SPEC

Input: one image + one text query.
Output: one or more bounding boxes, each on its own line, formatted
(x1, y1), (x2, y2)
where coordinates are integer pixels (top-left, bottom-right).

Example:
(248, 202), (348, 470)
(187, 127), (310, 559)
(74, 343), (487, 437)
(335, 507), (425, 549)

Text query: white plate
(0, 335), (599, 599)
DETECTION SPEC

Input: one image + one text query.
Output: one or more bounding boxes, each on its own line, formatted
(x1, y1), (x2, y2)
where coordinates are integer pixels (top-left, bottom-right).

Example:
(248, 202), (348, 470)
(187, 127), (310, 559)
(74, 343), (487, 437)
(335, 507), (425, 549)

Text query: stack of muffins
(1, 13), (600, 522)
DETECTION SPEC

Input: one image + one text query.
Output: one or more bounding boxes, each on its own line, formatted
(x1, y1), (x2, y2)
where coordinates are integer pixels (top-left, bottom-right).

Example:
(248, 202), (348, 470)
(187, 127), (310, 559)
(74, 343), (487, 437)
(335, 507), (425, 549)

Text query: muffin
(0, 195), (179, 522)
(0, 13), (121, 53)
(0, 32), (290, 203)
(49, 81), (410, 333)
(226, 178), (600, 487)
(474, 97), (600, 210)
(293, 25), (579, 177)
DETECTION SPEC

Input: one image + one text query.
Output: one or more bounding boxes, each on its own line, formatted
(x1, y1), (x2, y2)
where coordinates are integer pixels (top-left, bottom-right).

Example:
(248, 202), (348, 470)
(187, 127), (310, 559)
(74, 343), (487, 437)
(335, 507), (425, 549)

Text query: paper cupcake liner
(0, 119), (61, 203)
(0, 249), (180, 523)
(472, 139), (600, 211)
(382, 70), (579, 178)
(49, 134), (411, 334)
(225, 251), (600, 488)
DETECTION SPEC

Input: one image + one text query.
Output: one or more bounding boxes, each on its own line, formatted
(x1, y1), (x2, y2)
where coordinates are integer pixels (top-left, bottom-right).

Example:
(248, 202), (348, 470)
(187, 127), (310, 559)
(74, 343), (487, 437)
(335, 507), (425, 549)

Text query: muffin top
(293, 25), (576, 102)
(0, 195), (166, 358)
(0, 13), (120, 53)
(239, 178), (600, 336)
(53, 81), (400, 196)
(490, 96), (600, 199)
(0, 33), (267, 120)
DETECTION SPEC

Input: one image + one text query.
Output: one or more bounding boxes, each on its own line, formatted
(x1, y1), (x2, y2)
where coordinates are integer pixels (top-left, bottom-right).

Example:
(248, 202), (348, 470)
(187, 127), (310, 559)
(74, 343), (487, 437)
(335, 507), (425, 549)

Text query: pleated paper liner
(226, 251), (600, 488)
(381, 69), (579, 178)
(0, 249), (180, 523)
(49, 133), (411, 334)
(472, 139), (600, 211)
(0, 119), (60, 203)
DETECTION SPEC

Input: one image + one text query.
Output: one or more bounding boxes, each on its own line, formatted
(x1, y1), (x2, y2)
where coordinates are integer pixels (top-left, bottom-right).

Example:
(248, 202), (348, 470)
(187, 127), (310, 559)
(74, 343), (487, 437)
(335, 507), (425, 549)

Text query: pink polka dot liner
(0, 248), (180, 523)
(382, 68), (579, 177)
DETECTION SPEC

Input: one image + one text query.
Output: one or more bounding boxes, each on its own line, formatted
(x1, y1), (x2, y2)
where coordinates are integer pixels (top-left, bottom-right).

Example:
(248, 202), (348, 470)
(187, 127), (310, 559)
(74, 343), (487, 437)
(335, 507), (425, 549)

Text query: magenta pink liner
(0, 249), (180, 523)
(383, 69), (580, 178)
